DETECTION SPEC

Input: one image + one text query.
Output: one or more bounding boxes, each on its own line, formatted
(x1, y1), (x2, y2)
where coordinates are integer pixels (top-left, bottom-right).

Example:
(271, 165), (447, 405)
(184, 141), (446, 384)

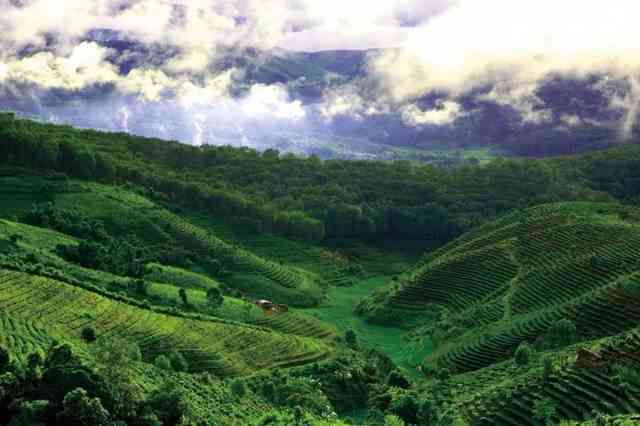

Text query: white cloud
(560, 114), (582, 127)
(241, 84), (306, 121)
(281, 25), (415, 52)
(479, 82), (552, 124)
(320, 83), (391, 120)
(2, 0), (640, 139)
(2, 42), (119, 90)
(610, 78), (640, 140)
(280, 0), (454, 51)
(116, 68), (174, 102)
(0, 63), (8, 82)
(371, 0), (640, 101)
(401, 100), (463, 126)
(176, 69), (236, 106)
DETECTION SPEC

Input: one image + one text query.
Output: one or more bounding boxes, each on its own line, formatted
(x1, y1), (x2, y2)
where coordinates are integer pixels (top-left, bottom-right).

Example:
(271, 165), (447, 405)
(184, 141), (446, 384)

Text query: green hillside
(3, 116), (640, 424)
(357, 202), (640, 423)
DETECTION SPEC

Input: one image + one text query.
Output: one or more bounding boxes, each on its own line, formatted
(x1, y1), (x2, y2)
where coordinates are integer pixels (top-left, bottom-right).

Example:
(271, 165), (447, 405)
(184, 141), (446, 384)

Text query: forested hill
(2, 111), (640, 246)
(3, 112), (640, 424)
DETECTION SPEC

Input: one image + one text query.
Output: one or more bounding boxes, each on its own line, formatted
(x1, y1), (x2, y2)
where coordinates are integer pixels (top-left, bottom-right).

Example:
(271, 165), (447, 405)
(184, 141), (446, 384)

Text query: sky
(0, 0), (639, 146)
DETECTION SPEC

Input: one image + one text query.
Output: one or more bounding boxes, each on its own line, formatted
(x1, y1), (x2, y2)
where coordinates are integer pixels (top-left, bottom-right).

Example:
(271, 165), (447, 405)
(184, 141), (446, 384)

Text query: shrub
(514, 342), (533, 366)
(231, 379), (247, 398)
(345, 330), (358, 349)
(387, 370), (411, 389)
(532, 397), (557, 425)
(178, 288), (188, 305)
(542, 357), (554, 382)
(81, 326), (97, 343)
(154, 355), (172, 371)
(206, 287), (224, 309)
(0, 345), (10, 371)
(57, 387), (111, 426)
(384, 415), (406, 426)
(146, 384), (189, 425)
(169, 351), (188, 372)
(544, 319), (577, 348)
(134, 279), (148, 296)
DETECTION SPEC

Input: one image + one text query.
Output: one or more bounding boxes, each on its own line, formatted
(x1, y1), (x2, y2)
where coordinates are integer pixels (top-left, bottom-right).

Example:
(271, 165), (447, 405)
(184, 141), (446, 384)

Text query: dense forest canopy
(3, 112), (638, 244)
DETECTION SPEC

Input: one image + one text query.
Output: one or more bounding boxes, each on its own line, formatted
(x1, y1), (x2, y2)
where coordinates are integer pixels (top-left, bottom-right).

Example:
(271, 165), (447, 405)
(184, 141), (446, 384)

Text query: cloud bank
(0, 0), (453, 147)
(360, 0), (640, 138)
(0, 0), (638, 153)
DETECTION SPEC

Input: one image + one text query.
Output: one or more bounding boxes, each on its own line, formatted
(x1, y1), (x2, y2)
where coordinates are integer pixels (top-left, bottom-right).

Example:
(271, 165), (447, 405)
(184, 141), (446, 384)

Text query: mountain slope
(359, 202), (640, 372)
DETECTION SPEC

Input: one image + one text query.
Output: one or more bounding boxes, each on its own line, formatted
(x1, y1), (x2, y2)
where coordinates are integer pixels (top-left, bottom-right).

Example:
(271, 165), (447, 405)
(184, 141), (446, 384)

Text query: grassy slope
(306, 276), (432, 378)
(9, 170), (640, 423)
(0, 211), (346, 424)
(0, 190), (337, 378)
(0, 177), (326, 305)
(419, 326), (640, 425)
(347, 202), (640, 424)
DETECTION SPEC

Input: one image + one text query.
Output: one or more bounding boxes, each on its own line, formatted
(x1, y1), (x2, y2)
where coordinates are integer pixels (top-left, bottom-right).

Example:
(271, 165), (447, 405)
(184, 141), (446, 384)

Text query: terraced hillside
(0, 268), (332, 377)
(0, 178), (324, 305)
(420, 326), (640, 425)
(358, 202), (640, 375)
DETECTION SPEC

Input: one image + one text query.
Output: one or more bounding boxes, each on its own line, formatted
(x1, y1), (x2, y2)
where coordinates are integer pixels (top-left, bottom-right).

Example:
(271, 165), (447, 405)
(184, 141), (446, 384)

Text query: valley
(0, 114), (640, 425)
(2, 2), (640, 424)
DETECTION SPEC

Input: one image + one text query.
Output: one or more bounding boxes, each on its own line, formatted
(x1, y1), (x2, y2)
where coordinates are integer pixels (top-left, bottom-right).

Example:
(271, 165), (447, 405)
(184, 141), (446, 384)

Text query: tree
(95, 339), (144, 420)
(387, 370), (411, 389)
(57, 388), (110, 426)
(345, 330), (358, 349)
(134, 279), (148, 296)
(26, 350), (44, 382)
(154, 355), (171, 371)
(230, 379), (247, 398)
(8, 400), (50, 426)
(388, 391), (433, 425)
(178, 288), (188, 306)
(514, 342), (533, 366)
(81, 326), (97, 343)
(544, 319), (577, 348)
(208, 259), (222, 277)
(145, 384), (189, 425)
(543, 357), (554, 383)
(169, 352), (188, 372)
(532, 397), (557, 426)
(206, 287), (224, 309)
(384, 415), (406, 426)
(0, 345), (10, 372)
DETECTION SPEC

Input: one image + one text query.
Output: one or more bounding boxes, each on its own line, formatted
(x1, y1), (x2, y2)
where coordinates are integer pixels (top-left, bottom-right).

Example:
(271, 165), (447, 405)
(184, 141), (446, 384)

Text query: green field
(3, 116), (640, 424)
(307, 276), (433, 378)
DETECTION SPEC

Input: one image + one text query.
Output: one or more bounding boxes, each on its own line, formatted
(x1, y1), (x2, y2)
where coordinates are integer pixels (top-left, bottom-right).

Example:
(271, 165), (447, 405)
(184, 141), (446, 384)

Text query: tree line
(2, 112), (636, 244)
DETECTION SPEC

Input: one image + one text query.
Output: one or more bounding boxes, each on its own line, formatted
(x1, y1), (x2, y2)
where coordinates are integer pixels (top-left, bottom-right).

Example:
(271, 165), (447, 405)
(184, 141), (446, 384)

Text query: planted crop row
(157, 210), (305, 289)
(0, 269), (332, 377)
(390, 245), (518, 312)
(253, 311), (336, 340)
(468, 365), (640, 425)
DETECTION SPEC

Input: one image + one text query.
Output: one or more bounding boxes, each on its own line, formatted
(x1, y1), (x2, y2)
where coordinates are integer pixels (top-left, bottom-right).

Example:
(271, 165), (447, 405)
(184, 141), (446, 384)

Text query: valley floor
(306, 276), (433, 378)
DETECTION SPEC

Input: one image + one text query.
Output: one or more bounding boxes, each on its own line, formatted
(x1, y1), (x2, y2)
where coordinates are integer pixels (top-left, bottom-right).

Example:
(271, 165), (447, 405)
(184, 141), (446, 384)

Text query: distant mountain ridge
(1, 32), (637, 158)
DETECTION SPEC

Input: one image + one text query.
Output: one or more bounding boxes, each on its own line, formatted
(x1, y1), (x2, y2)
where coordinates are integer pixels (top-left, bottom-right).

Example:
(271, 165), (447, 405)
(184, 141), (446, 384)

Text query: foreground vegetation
(1, 114), (640, 424)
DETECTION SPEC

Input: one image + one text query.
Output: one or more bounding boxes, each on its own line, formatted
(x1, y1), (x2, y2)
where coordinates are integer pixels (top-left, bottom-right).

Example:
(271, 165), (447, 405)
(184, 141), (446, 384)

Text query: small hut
(255, 300), (275, 311)
(576, 348), (604, 369)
